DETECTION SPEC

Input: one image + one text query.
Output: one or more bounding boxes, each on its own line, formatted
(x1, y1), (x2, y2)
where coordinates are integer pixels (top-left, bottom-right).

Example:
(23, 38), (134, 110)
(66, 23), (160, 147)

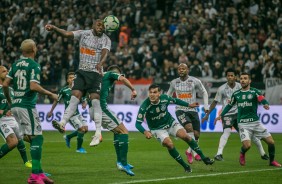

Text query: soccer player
(215, 72), (281, 167)
(167, 63), (209, 164)
(99, 65), (137, 176)
(136, 84), (214, 173)
(3, 39), (57, 184)
(202, 68), (268, 161)
(47, 72), (88, 153)
(0, 66), (31, 168)
(45, 19), (110, 146)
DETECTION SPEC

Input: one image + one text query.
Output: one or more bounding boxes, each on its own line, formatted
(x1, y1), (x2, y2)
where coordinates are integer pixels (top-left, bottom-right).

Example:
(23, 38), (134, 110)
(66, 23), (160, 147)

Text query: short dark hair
(149, 84), (161, 91)
(225, 68), (236, 76)
(107, 65), (121, 73)
(66, 72), (75, 81)
(240, 72), (251, 78)
(67, 72), (75, 77)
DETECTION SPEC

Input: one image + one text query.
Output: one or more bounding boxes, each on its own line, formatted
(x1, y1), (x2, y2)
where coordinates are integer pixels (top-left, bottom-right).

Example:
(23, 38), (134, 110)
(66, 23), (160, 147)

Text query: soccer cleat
(184, 166), (192, 173)
(203, 157), (215, 165)
(195, 154), (202, 161)
(63, 135), (71, 148)
(239, 153), (246, 166)
(269, 161), (281, 167)
(214, 154), (224, 161)
(261, 154), (269, 160)
(120, 165), (135, 176)
(89, 134), (103, 147)
(25, 160), (32, 168)
(185, 150), (193, 164)
(39, 173), (54, 184)
(44, 173), (52, 177)
(52, 120), (65, 133)
(76, 148), (87, 153)
(117, 162), (134, 170)
(27, 174), (45, 184)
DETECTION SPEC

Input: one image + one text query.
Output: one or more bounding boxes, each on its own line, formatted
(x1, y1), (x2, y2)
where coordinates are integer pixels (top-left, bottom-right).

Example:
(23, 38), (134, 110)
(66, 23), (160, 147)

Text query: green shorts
(11, 107), (42, 136)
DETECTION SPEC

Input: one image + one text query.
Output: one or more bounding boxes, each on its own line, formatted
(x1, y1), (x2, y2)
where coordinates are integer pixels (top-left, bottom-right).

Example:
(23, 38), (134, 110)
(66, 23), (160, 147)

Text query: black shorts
(175, 110), (200, 132)
(72, 70), (101, 94)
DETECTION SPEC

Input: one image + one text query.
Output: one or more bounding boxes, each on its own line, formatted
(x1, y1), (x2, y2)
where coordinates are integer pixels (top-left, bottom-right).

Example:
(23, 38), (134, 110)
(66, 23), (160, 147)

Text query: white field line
(112, 168), (282, 184)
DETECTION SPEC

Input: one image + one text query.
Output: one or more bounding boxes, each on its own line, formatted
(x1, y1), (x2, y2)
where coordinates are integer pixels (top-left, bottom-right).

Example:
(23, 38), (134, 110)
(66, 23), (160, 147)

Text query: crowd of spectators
(1, 0), (282, 102)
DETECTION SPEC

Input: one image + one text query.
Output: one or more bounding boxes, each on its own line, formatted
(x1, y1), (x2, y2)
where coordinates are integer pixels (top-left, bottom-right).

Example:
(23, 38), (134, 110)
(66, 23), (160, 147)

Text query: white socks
(91, 99), (102, 135)
(61, 96), (80, 126)
(252, 136), (265, 156)
(216, 128), (231, 155)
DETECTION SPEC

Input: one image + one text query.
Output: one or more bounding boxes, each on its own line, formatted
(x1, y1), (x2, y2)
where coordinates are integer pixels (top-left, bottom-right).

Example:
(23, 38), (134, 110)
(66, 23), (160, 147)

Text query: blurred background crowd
(1, 0), (282, 103)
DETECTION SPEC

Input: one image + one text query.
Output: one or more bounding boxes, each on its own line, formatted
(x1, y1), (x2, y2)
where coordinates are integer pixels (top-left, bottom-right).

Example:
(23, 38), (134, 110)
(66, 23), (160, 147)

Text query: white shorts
(11, 107), (42, 136)
(69, 114), (87, 130)
(238, 121), (271, 142)
(151, 121), (183, 144)
(0, 116), (21, 139)
(89, 107), (121, 131)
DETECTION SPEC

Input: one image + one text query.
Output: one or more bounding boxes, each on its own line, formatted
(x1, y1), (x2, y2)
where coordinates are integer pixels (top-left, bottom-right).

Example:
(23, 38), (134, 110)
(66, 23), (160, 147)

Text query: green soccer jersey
(0, 85), (13, 118)
(136, 94), (189, 131)
(7, 57), (41, 108)
(58, 86), (79, 116)
(100, 71), (122, 108)
(221, 87), (269, 124)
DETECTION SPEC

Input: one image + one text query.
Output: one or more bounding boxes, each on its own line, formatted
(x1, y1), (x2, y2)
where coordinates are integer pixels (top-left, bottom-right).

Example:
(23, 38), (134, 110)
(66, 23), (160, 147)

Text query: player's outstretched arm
(47, 100), (59, 118)
(45, 24), (74, 38)
(118, 76), (137, 100)
(30, 82), (58, 101)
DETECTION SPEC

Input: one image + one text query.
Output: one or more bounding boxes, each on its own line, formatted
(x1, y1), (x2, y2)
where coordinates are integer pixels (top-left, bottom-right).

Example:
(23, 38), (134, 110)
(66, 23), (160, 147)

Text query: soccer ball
(103, 15), (120, 32)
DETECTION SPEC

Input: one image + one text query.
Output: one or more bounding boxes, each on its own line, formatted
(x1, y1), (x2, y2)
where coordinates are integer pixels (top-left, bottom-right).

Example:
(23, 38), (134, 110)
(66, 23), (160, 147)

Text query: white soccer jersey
(73, 30), (111, 72)
(214, 82), (241, 115)
(167, 76), (209, 112)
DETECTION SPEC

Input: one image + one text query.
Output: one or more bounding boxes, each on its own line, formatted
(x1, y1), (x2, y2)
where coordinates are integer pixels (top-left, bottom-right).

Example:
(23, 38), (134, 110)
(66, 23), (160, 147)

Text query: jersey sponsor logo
(14, 92), (25, 97)
(178, 93), (192, 99)
(12, 99), (22, 103)
(16, 60), (29, 67)
(1, 99), (7, 103)
(80, 47), (96, 56)
(238, 101), (252, 108)
(152, 112), (167, 120)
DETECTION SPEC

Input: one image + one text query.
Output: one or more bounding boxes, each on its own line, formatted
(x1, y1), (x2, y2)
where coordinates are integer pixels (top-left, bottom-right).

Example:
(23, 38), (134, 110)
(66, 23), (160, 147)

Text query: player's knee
(184, 124), (193, 132)
(6, 135), (18, 149)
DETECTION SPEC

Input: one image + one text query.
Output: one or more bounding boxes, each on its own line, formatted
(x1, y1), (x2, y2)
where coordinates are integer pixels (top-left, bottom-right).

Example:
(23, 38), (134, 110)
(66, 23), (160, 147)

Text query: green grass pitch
(1, 132), (282, 184)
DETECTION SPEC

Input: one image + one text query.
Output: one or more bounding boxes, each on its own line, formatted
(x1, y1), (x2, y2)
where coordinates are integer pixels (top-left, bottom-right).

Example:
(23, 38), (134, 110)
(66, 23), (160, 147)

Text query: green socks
(77, 132), (84, 150)
(268, 144), (275, 162)
(67, 131), (78, 140)
(17, 139), (28, 163)
(30, 135), (43, 174)
(119, 134), (129, 166)
(168, 147), (189, 169)
(241, 146), (248, 154)
(113, 134), (121, 162)
(188, 139), (206, 159)
(0, 144), (11, 159)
